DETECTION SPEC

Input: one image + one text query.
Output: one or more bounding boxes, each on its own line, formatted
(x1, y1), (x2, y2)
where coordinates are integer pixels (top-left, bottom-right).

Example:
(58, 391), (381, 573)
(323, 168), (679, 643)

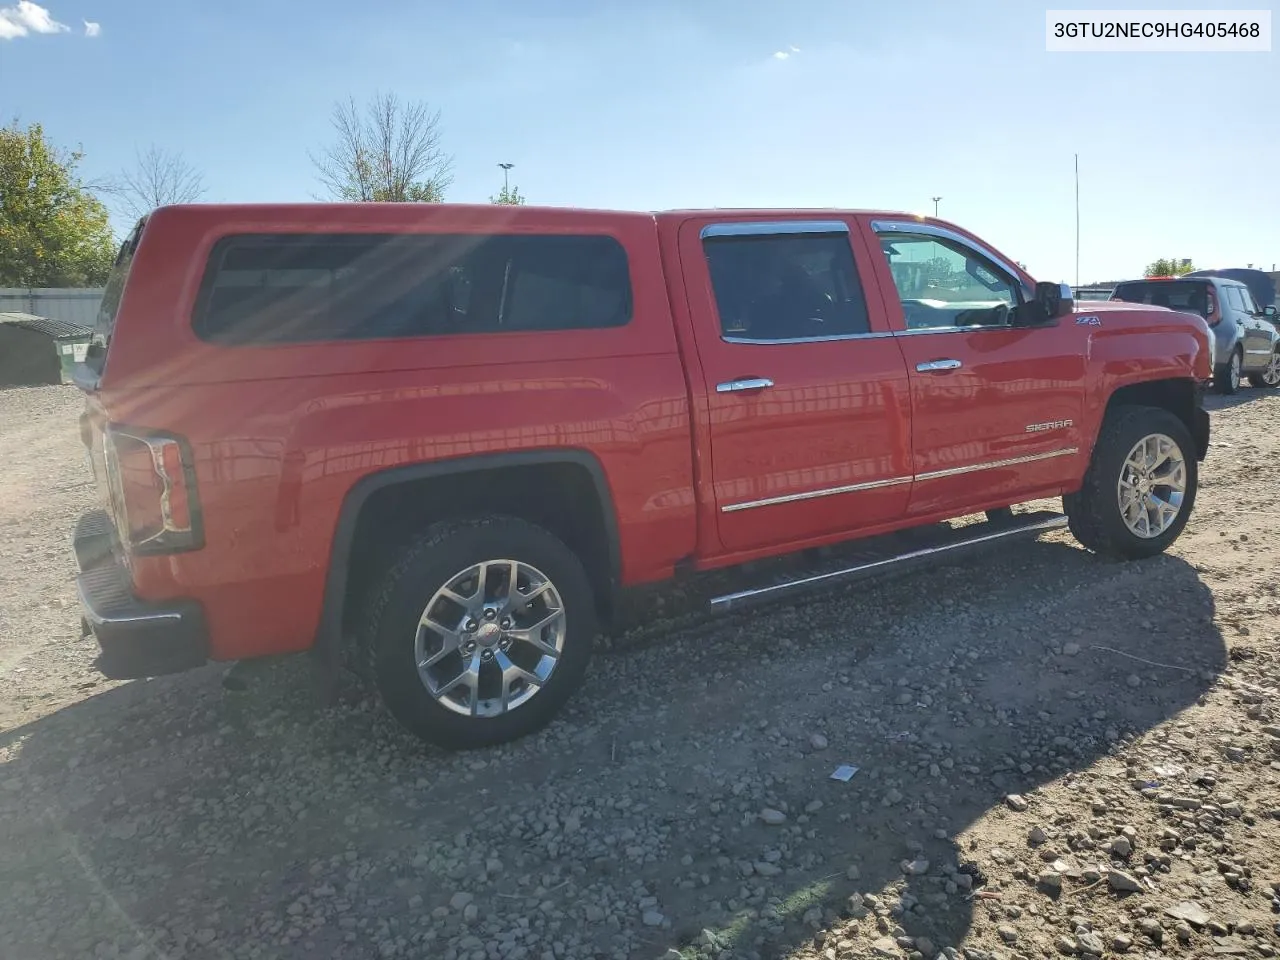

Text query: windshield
(1110, 279), (1211, 317)
(84, 218), (146, 376)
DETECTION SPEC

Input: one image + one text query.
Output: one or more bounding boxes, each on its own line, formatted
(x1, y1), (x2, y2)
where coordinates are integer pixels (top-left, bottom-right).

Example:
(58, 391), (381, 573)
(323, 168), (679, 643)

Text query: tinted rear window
(193, 233), (632, 343)
(1110, 280), (1210, 316)
(85, 218), (146, 374)
(703, 233), (870, 340)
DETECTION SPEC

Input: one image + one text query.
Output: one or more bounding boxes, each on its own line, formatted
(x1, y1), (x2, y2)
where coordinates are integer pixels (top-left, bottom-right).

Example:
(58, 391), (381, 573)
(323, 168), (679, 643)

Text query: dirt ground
(1, 383), (1278, 960)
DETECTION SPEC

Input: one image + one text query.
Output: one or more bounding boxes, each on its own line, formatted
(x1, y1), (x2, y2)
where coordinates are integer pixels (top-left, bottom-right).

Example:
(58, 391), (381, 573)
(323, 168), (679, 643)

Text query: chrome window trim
(893, 324), (1015, 337)
(871, 219), (1033, 301)
(721, 325), (1041, 345)
(722, 331), (893, 345)
(720, 447), (1078, 513)
(700, 221), (850, 239)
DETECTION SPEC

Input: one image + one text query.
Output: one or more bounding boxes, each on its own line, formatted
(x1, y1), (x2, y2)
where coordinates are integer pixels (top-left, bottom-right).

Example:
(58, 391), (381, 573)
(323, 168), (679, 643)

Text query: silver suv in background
(1109, 276), (1280, 394)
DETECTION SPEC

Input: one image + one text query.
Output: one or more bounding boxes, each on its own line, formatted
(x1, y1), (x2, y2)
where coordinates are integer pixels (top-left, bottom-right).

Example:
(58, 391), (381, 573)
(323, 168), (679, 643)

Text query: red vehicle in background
(72, 203), (1212, 749)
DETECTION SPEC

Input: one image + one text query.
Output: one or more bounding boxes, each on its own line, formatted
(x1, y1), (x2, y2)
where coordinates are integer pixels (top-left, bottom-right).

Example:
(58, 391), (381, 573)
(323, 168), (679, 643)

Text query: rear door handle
(915, 359), (962, 372)
(716, 377), (775, 393)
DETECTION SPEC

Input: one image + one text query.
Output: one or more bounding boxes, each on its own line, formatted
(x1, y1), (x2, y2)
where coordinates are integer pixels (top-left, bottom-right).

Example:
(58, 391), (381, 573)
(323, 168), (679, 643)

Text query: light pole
(498, 162), (514, 192)
(931, 196), (942, 217)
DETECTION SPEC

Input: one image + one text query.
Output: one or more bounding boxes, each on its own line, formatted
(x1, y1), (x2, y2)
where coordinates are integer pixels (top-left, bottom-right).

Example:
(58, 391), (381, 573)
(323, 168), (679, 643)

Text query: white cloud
(0, 1), (69, 40)
(771, 44), (801, 60)
(84, 19), (99, 37)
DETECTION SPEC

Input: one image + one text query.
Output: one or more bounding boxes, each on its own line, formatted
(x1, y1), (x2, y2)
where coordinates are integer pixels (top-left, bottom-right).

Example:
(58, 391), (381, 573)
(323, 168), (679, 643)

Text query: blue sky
(3, 0), (1277, 283)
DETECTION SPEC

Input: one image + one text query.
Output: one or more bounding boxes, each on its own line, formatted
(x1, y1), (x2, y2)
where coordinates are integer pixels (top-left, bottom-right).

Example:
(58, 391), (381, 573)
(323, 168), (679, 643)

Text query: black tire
(1214, 347), (1242, 395)
(1064, 405), (1197, 561)
(1247, 346), (1280, 389)
(360, 516), (596, 750)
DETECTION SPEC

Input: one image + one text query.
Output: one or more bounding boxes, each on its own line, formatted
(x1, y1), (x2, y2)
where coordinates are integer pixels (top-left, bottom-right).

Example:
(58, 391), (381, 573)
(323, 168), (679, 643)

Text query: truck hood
(1074, 298), (1213, 329)
(1074, 298), (1211, 329)
(1070, 297), (1213, 379)
(1073, 299), (1173, 314)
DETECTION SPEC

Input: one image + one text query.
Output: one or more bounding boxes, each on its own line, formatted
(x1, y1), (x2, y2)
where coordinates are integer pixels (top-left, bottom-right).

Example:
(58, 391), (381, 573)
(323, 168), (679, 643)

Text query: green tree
(0, 121), (116, 286)
(490, 183), (525, 205)
(310, 93), (454, 203)
(1144, 258), (1197, 278)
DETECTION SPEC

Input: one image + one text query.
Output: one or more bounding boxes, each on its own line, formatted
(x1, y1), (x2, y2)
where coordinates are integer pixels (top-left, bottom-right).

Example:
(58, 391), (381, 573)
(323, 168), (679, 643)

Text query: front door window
(878, 234), (1021, 329)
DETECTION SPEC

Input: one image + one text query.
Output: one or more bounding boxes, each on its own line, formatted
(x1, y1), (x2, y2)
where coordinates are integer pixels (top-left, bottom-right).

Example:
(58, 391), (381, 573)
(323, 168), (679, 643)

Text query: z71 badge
(1075, 315), (1101, 326)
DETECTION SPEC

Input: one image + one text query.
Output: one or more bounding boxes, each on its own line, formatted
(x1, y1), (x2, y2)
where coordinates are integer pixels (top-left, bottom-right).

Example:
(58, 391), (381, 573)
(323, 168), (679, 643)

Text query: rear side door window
(701, 231), (871, 342)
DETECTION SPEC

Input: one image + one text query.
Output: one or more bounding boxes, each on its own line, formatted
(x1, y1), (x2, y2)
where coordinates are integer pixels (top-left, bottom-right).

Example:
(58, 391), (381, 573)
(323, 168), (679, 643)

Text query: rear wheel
(360, 516), (596, 750)
(1064, 405), (1197, 560)
(1247, 346), (1280, 389)
(1214, 347), (1242, 395)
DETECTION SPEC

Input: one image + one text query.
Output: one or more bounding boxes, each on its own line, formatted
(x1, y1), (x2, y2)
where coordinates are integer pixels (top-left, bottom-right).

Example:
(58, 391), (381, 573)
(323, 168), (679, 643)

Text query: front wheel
(360, 516), (596, 750)
(1215, 348), (1242, 395)
(1064, 405), (1197, 560)
(1247, 346), (1280, 389)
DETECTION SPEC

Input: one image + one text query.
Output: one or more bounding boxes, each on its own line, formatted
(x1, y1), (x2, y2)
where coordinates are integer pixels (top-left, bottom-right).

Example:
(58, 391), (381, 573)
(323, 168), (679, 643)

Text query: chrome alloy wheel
(1116, 433), (1187, 539)
(1227, 350), (1242, 389)
(1263, 349), (1280, 387)
(414, 559), (566, 718)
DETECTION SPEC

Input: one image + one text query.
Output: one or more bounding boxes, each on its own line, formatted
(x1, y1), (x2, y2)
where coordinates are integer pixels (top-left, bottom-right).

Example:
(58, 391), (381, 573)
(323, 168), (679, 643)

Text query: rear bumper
(73, 510), (210, 680)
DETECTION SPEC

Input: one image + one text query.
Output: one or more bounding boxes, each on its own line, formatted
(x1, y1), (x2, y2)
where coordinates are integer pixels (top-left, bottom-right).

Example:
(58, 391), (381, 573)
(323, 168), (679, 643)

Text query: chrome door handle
(916, 359), (962, 372)
(716, 377), (775, 393)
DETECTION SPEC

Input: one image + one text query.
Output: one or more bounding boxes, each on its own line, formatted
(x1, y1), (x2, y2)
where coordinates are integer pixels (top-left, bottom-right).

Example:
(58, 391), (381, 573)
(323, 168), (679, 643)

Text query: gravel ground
(1, 383), (1279, 960)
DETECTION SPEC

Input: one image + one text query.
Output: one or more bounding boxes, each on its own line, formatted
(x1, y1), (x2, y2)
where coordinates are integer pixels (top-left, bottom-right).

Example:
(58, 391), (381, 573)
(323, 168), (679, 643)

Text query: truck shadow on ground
(0, 536), (1224, 960)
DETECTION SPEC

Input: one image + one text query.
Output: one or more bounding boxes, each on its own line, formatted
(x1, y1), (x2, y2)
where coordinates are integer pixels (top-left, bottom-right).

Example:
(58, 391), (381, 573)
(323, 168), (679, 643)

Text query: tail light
(103, 425), (203, 555)
(1206, 290), (1219, 326)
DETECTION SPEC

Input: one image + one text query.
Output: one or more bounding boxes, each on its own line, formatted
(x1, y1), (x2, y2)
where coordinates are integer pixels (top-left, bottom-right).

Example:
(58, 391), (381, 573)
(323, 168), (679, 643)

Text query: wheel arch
(316, 450), (622, 663)
(1095, 378), (1209, 465)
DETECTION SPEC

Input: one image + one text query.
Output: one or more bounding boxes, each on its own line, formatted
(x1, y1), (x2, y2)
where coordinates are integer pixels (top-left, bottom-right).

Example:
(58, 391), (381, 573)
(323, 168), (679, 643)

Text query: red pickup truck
(72, 203), (1212, 749)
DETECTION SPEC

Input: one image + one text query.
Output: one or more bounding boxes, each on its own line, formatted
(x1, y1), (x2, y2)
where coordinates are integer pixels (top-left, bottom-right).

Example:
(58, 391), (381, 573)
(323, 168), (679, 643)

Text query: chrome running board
(708, 510), (1069, 613)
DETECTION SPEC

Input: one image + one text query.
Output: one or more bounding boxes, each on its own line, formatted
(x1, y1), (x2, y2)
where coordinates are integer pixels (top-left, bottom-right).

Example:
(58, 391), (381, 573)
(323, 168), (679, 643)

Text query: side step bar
(708, 510), (1069, 613)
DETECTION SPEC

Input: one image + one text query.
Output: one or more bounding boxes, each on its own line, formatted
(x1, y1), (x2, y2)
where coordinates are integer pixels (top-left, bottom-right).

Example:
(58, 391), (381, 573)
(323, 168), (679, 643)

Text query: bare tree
(106, 145), (207, 222)
(311, 92), (454, 202)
